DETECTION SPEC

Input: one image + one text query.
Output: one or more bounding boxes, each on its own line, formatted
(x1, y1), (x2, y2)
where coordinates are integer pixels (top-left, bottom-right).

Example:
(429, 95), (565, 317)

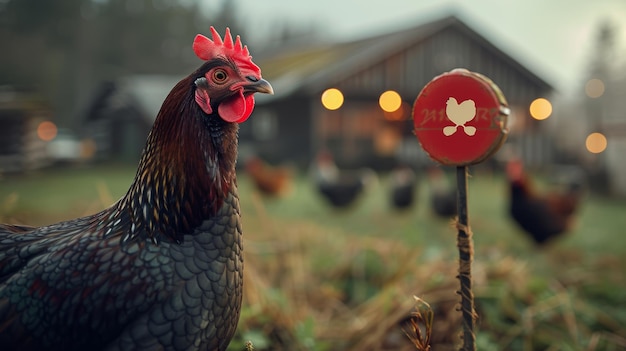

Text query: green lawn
(1, 164), (625, 350)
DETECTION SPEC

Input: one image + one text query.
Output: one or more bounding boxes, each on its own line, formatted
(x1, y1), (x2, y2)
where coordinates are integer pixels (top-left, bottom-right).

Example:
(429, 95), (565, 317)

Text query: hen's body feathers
(0, 194), (242, 350)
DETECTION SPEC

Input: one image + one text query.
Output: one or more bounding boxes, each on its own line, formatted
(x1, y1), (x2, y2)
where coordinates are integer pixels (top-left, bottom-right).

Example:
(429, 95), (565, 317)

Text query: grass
(0, 164), (135, 225)
(1, 163), (625, 350)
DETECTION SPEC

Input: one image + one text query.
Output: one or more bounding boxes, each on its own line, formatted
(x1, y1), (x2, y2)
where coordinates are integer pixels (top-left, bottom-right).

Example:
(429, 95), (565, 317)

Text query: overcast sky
(214, 0), (626, 95)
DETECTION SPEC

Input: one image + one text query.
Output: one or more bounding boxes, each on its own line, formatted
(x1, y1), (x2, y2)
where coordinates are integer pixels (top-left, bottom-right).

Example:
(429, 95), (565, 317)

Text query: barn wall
(335, 26), (549, 105)
(239, 96), (313, 168)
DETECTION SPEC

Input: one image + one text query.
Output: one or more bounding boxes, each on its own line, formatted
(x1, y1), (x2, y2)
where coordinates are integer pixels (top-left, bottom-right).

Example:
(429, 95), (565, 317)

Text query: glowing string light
(321, 88), (344, 110)
(529, 98), (552, 120)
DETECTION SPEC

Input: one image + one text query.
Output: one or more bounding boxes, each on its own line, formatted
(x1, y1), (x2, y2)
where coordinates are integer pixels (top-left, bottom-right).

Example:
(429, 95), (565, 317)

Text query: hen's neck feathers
(117, 73), (239, 244)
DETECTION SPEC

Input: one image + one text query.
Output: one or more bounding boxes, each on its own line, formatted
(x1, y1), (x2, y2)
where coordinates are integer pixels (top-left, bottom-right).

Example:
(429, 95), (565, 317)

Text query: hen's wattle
(0, 27), (272, 351)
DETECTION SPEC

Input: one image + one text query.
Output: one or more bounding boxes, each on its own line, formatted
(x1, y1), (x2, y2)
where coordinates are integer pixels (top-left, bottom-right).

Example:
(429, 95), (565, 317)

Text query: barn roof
(256, 12), (553, 101)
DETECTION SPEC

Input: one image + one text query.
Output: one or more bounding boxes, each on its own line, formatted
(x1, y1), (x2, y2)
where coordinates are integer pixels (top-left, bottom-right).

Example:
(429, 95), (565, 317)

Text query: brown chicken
(0, 27), (272, 350)
(507, 158), (583, 245)
(244, 156), (293, 197)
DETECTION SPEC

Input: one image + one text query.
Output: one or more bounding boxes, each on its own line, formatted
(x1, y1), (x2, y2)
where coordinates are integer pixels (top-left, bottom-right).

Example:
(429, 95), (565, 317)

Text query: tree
(580, 20), (619, 193)
(0, 0), (243, 128)
(587, 21), (617, 81)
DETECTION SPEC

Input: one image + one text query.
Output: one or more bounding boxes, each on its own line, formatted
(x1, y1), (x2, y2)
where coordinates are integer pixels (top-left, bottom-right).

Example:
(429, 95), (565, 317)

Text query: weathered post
(412, 69), (509, 351)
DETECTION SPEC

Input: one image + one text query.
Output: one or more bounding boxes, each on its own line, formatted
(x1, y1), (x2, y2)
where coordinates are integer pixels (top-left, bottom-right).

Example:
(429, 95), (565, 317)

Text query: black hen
(312, 150), (375, 208)
(389, 166), (417, 210)
(427, 167), (457, 218)
(0, 27), (273, 351)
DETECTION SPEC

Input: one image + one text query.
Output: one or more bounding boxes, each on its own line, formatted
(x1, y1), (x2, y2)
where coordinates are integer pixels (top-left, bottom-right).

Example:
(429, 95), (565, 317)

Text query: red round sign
(413, 69), (509, 166)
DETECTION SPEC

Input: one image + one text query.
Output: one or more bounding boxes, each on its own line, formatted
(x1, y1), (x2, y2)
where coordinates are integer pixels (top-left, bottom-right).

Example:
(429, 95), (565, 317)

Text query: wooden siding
(335, 26), (549, 106)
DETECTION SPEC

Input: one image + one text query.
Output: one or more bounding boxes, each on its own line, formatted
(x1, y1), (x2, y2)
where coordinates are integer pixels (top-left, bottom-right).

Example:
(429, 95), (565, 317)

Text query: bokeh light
(37, 121), (58, 141)
(378, 90), (402, 112)
(529, 98), (552, 120)
(585, 78), (605, 98)
(321, 88), (344, 110)
(585, 132), (607, 154)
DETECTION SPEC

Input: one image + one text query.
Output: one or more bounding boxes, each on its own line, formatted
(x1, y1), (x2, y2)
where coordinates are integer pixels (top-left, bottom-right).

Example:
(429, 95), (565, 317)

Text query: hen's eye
(212, 69), (228, 84)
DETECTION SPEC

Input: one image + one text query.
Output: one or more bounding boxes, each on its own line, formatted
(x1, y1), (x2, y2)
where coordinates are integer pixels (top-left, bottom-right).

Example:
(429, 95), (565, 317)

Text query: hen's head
(192, 27), (273, 123)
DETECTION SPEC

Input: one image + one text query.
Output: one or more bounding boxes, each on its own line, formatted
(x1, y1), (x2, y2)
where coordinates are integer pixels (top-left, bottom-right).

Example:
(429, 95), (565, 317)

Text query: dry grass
(403, 297), (434, 351)
(235, 209), (461, 350)
(229, 182), (626, 351)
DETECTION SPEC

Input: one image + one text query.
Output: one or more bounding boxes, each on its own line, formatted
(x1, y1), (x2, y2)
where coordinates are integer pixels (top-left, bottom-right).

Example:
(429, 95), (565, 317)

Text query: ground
(1, 164), (625, 350)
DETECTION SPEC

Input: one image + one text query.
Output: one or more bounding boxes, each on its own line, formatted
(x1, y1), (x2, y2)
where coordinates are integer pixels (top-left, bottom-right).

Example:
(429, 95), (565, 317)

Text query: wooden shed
(82, 75), (181, 162)
(0, 88), (50, 173)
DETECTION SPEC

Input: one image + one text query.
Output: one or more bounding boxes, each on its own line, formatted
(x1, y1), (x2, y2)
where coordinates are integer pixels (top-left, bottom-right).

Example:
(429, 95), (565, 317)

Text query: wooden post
(456, 166), (475, 350)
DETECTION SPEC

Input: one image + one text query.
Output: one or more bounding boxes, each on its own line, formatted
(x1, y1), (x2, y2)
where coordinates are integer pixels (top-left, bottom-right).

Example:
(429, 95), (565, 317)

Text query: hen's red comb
(193, 27), (260, 74)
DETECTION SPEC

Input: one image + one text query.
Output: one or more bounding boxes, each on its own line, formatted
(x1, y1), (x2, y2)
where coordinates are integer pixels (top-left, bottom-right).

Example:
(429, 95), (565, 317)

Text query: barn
(242, 13), (554, 170)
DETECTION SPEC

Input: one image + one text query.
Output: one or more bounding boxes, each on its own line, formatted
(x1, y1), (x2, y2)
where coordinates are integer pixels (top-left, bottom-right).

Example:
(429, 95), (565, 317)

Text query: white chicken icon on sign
(443, 97), (477, 136)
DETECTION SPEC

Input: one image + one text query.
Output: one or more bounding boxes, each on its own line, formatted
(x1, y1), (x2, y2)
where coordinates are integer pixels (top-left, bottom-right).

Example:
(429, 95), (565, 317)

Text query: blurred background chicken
(245, 155), (293, 197)
(426, 166), (457, 218)
(389, 165), (418, 210)
(312, 150), (377, 208)
(506, 158), (584, 245)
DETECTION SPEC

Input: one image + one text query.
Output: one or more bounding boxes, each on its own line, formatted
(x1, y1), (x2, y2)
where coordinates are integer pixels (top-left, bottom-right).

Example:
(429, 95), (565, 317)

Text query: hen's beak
(244, 78), (273, 95)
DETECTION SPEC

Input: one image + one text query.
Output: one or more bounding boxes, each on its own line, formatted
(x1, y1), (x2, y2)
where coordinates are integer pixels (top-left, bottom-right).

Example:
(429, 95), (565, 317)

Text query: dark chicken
(389, 165), (417, 210)
(312, 150), (376, 208)
(426, 167), (457, 218)
(0, 27), (273, 351)
(507, 159), (583, 245)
